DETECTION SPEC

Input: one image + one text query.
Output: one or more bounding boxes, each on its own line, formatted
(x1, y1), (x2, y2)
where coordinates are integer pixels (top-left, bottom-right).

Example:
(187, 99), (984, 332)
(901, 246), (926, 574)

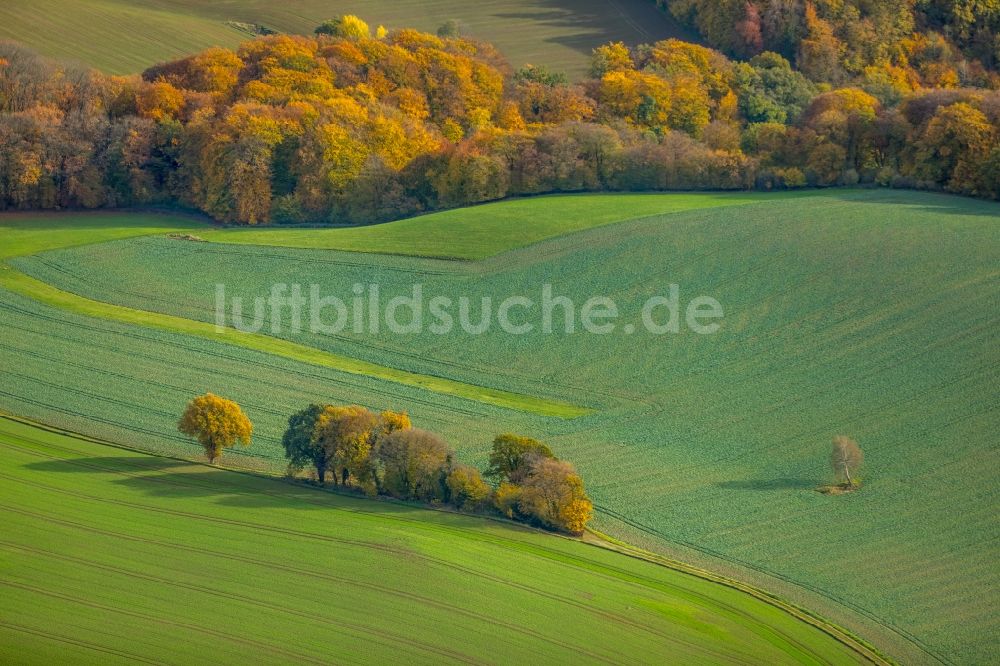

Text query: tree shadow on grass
(108, 471), (254, 499)
(824, 188), (1000, 218)
(715, 478), (819, 491)
(25, 456), (481, 520)
(107, 470), (439, 519)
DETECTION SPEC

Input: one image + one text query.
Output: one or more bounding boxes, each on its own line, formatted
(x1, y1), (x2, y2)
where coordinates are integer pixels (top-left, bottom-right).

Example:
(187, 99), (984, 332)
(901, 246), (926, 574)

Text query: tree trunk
(317, 463), (326, 485)
(843, 463), (853, 487)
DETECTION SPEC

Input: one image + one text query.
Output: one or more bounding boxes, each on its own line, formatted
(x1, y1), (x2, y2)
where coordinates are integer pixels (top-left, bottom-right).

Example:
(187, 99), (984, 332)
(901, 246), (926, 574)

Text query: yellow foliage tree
(379, 410), (412, 435)
(591, 41), (632, 76)
(136, 80), (185, 121)
(446, 464), (491, 511)
(559, 497), (594, 534)
(177, 393), (252, 463)
(493, 481), (522, 518)
(314, 404), (378, 488)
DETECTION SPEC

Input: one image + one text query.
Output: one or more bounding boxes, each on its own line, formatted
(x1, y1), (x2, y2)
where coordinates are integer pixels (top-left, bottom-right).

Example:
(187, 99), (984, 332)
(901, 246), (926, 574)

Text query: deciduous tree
(446, 464), (491, 510)
(486, 433), (554, 483)
(517, 457), (594, 533)
(830, 435), (863, 487)
(314, 405), (378, 488)
(375, 428), (452, 501)
(177, 393), (252, 463)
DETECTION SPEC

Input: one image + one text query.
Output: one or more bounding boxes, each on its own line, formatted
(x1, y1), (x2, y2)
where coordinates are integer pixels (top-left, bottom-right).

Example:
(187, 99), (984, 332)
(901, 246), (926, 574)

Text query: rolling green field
(0, 415), (871, 664)
(198, 192), (797, 260)
(1, 189), (998, 662)
(0, 0), (693, 78)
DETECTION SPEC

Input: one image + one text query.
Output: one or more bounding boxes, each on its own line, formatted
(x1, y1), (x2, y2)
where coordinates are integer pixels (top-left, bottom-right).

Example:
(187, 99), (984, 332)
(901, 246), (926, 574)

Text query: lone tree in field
(437, 19), (460, 38)
(830, 436), (863, 487)
(177, 393), (252, 463)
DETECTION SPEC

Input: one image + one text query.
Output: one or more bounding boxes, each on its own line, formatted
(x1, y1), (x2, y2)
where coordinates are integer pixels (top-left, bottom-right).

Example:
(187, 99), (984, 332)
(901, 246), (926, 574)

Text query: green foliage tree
(733, 52), (816, 124)
(513, 65), (567, 87)
(486, 433), (555, 483)
(177, 393), (252, 463)
(281, 403), (330, 482)
(436, 19), (461, 39)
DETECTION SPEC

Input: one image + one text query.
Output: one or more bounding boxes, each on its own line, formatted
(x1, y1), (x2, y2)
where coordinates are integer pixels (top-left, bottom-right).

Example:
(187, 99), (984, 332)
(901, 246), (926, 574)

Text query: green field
(0, 415), (871, 664)
(1, 189), (998, 662)
(0, 0), (693, 78)
(198, 192), (798, 260)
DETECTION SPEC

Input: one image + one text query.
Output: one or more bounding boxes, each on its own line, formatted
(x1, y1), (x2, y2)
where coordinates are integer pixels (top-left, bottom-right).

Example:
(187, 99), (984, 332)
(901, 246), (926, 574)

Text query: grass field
(1, 189), (998, 662)
(198, 192), (798, 260)
(0, 415), (870, 664)
(0, 212), (589, 417)
(0, 0), (694, 78)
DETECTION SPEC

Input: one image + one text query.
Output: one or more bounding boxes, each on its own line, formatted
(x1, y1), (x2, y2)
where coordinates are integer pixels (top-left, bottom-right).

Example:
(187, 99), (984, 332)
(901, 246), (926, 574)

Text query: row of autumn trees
(0, 14), (998, 224)
(178, 393), (593, 534)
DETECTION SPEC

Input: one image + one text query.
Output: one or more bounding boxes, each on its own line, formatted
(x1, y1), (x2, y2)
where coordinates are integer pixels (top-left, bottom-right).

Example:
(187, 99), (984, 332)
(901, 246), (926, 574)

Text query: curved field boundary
(591, 505), (946, 666)
(0, 268), (588, 418)
(198, 191), (809, 260)
(584, 529), (895, 666)
(1, 412), (879, 664)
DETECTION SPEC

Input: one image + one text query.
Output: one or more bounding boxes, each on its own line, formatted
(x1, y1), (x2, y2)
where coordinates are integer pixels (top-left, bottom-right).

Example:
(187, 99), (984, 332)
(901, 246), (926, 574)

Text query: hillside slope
(1, 189), (998, 661)
(0, 416), (868, 664)
(0, 0), (693, 78)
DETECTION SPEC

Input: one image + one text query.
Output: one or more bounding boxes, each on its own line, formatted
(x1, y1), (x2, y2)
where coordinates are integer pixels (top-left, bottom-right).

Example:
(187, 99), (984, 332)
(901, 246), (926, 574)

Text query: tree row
(178, 393), (594, 534)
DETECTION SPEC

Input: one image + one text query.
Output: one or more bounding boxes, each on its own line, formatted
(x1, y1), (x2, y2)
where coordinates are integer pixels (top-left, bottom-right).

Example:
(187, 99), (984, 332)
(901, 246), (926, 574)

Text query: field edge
(0, 410), (892, 665)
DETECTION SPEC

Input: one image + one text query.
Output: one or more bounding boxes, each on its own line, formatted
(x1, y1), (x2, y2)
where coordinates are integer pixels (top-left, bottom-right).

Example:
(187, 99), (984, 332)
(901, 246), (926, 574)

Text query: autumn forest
(0, 5), (998, 227)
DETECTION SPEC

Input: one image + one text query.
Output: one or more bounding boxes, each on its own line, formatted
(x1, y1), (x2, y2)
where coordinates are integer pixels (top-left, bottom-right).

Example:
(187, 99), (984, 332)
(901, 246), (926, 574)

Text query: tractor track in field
(592, 503), (948, 666)
(0, 280), (589, 419)
(0, 342), (290, 418)
(0, 315), (482, 427)
(0, 335), (463, 433)
(0, 619), (160, 664)
(23, 254), (632, 408)
(182, 242), (460, 276)
(0, 299), (496, 420)
(0, 471), (753, 664)
(0, 578), (330, 664)
(0, 508), (616, 664)
(0, 432), (867, 664)
(0, 541), (478, 664)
